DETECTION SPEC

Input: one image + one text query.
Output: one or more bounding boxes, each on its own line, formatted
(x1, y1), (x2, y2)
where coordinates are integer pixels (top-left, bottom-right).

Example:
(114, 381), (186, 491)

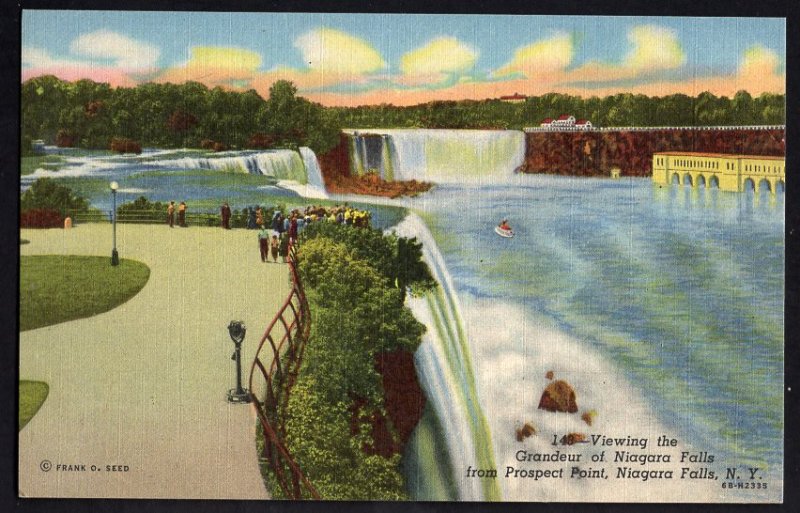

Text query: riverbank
(325, 172), (432, 198)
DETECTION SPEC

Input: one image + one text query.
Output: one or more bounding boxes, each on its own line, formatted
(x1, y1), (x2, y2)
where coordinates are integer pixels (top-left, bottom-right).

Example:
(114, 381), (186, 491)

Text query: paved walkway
(19, 223), (291, 499)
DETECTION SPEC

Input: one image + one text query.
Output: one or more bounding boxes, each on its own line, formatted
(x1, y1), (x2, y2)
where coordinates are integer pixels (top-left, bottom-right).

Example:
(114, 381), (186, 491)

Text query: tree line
(331, 90), (785, 129)
(22, 75), (785, 155)
(21, 76), (341, 156)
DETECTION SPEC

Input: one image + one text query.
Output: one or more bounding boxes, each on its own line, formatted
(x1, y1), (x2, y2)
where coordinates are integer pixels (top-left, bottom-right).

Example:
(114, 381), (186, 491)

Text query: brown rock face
(318, 135), (433, 198)
(350, 350), (427, 458)
(538, 380), (578, 413)
(375, 350), (426, 446)
(521, 129), (785, 177)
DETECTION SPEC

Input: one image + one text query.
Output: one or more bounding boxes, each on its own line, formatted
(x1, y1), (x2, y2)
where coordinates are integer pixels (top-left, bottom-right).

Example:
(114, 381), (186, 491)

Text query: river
(396, 176), (783, 502)
(22, 137), (784, 502)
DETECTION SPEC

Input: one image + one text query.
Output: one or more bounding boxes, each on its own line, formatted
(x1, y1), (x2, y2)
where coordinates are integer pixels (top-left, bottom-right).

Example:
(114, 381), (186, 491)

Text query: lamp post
(227, 320), (251, 403)
(110, 181), (119, 266)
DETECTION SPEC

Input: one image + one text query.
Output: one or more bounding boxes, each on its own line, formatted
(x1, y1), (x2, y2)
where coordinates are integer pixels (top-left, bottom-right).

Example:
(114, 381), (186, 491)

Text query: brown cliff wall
(318, 134), (432, 197)
(351, 350), (426, 458)
(520, 129), (785, 177)
(318, 133), (352, 184)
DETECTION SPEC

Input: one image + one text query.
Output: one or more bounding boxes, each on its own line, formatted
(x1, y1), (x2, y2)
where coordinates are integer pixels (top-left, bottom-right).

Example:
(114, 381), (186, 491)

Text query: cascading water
(394, 213), (500, 501)
(149, 149), (307, 182)
(296, 147), (329, 199)
(23, 147), (330, 200)
(346, 129), (525, 183)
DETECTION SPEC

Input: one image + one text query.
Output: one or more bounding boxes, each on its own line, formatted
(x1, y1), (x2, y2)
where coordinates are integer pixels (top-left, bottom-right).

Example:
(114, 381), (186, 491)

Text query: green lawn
(19, 381), (49, 431)
(20, 255), (151, 331)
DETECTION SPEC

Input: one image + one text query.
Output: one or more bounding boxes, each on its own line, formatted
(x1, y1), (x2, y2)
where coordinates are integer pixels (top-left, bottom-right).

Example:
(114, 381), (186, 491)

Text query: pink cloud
(22, 67), (138, 88)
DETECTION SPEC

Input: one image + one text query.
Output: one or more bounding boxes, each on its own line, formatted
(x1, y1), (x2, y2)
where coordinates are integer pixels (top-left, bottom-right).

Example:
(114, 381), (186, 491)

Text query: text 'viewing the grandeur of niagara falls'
(464, 434), (768, 490)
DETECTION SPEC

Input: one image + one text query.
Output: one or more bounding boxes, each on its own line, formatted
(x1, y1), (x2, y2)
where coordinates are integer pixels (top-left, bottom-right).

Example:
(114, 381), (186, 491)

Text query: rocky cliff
(318, 134), (432, 197)
(520, 129), (785, 177)
(350, 350), (426, 458)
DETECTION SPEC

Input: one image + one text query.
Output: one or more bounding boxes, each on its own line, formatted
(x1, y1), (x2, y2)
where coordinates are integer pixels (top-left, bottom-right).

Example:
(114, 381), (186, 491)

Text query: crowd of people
(256, 204), (373, 263)
(164, 200), (372, 263)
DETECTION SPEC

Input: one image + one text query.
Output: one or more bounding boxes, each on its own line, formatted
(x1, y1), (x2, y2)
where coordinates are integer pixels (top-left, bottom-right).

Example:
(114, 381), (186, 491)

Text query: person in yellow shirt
(178, 202), (187, 227)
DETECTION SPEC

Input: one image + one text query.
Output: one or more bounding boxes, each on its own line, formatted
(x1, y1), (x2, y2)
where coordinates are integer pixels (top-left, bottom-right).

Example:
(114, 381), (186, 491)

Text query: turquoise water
(403, 176), (783, 500)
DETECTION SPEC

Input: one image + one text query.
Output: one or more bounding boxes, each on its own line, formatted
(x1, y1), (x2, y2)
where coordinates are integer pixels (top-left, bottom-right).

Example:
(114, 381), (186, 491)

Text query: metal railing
(248, 243), (320, 500)
(64, 210), (228, 227)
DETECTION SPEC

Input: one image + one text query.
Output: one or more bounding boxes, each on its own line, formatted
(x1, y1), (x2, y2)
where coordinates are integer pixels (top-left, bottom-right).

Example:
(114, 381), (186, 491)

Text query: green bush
(299, 221), (435, 300)
(117, 196), (167, 223)
(21, 178), (89, 215)
(272, 225), (434, 499)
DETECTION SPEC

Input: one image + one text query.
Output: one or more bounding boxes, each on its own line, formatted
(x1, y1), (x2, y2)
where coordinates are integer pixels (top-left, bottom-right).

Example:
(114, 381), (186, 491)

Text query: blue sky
(22, 11), (786, 105)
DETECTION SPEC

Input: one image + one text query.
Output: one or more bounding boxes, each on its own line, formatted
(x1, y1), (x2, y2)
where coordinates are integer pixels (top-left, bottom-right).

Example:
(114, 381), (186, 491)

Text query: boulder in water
(581, 410), (597, 426)
(538, 379), (578, 413)
(545, 370), (554, 380)
(515, 422), (536, 442)
(564, 433), (587, 445)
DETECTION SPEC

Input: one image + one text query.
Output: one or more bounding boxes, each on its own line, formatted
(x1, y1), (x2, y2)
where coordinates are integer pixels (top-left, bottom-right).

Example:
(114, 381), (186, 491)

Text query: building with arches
(652, 152), (785, 193)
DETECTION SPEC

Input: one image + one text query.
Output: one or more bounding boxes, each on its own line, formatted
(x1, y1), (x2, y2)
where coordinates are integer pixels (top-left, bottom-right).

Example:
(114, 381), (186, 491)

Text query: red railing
(248, 243), (320, 499)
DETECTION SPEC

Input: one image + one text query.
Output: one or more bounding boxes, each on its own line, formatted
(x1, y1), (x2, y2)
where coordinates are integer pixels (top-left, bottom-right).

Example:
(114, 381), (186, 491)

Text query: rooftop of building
(654, 151), (784, 160)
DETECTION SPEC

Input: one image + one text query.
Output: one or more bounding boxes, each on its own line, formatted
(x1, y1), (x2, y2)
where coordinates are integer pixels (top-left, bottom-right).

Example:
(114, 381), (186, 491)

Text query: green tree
(21, 178), (89, 214)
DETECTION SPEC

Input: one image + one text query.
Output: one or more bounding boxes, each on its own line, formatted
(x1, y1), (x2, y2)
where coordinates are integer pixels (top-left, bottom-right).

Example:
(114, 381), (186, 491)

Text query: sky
(21, 11), (786, 106)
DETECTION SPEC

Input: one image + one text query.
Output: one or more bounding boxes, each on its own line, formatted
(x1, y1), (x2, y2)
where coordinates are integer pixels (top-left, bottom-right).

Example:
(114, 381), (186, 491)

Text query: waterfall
(381, 135), (394, 181)
(394, 213), (500, 501)
(350, 135), (366, 176)
(297, 147), (330, 199)
(346, 129), (525, 183)
(149, 150), (307, 182)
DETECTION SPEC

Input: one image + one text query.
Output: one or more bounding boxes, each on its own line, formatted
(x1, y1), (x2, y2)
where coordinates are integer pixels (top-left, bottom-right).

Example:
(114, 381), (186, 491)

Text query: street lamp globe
(110, 181), (119, 192)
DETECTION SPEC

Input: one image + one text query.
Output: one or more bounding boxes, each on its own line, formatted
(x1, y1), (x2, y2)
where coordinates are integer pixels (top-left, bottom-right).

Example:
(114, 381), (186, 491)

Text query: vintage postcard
(18, 10), (785, 503)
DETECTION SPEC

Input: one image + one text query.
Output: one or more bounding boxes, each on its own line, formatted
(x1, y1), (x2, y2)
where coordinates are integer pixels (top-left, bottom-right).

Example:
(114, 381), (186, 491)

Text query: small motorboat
(495, 225), (514, 238)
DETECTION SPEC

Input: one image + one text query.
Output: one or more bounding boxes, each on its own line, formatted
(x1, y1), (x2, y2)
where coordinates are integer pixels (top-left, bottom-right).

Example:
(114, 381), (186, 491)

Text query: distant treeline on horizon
(22, 75), (786, 156)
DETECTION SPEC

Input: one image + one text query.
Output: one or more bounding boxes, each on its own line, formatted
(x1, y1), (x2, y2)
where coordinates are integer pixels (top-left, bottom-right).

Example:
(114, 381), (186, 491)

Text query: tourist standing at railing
(221, 202), (231, 229)
(256, 206), (264, 227)
(178, 201), (187, 227)
(271, 211), (282, 237)
(258, 224), (270, 263)
(279, 232), (289, 263)
(288, 215), (298, 243)
(167, 201), (175, 228)
(270, 234), (279, 263)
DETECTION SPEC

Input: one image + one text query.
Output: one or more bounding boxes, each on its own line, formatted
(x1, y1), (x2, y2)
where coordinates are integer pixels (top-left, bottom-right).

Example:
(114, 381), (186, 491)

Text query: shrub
(246, 132), (276, 149)
(21, 178), (89, 214)
(117, 195), (166, 223)
(300, 221), (435, 300)
(55, 130), (75, 148)
(199, 139), (228, 152)
(20, 208), (62, 228)
(110, 137), (142, 154)
(277, 230), (431, 499)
